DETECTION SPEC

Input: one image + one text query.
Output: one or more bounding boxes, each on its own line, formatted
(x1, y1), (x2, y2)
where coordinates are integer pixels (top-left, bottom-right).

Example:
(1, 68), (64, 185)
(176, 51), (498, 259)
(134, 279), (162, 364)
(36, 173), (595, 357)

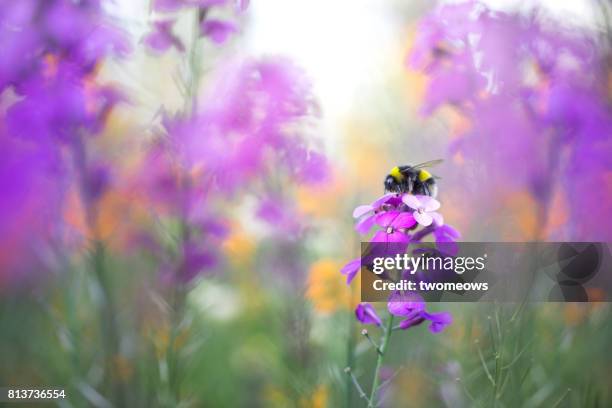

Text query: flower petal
(391, 212), (417, 229)
(355, 214), (376, 234)
(430, 212), (444, 226)
(434, 224), (461, 240)
(374, 211), (400, 228)
(388, 231), (410, 243)
(418, 195), (440, 211)
(355, 303), (382, 326)
(398, 314), (426, 330)
(353, 204), (373, 218)
(402, 194), (421, 209)
(387, 292), (425, 316)
(341, 258), (361, 285)
(414, 211), (433, 226)
(371, 230), (389, 243)
(423, 311), (453, 333)
(372, 192), (396, 208)
(200, 19), (237, 44)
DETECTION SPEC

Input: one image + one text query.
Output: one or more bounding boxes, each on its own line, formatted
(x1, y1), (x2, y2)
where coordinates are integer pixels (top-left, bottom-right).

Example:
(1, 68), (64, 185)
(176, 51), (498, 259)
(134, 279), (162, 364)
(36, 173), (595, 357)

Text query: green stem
(345, 310), (355, 407)
(165, 10), (202, 402)
(368, 315), (394, 408)
(71, 136), (126, 405)
(92, 240), (126, 406)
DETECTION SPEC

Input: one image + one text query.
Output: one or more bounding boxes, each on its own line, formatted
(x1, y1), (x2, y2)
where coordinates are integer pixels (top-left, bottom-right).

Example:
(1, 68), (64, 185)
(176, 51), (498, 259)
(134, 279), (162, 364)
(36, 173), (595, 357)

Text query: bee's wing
(412, 159), (444, 169)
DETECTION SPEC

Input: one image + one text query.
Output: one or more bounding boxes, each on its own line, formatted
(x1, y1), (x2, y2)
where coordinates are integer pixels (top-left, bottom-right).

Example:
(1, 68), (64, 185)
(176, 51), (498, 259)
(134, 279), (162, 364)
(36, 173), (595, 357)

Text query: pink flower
(371, 211), (416, 243)
(352, 193), (399, 234)
(402, 194), (443, 227)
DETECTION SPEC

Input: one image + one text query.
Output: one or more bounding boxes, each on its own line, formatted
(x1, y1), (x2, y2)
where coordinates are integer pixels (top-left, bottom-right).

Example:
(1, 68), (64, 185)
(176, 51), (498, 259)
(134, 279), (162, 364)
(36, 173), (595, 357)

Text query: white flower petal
(402, 194), (421, 210)
(353, 205), (373, 218)
(414, 211), (432, 226)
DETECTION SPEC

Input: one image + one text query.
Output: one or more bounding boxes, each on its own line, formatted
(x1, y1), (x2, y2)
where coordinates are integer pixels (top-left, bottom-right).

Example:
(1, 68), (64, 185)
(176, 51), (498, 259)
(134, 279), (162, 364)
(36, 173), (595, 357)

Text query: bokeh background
(1, 0), (611, 406)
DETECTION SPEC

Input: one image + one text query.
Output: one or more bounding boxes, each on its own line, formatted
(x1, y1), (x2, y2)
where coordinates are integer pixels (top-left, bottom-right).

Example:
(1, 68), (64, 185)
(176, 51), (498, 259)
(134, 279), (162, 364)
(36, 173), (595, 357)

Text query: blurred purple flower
(152, 57), (325, 196)
(402, 194), (443, 227)
(355, 303), (382, 326)
(200, 19), (237, 44)
(0, 0), (127, 91)
(139, 56), (327, 285)
(256, 197), (303, 237)
(0, 0), (127, 289)
(178, 244), (218, 283)
(149, 0), (245, 49)
(0, 134), (65, 287)
(84, 161), (111, 203)
(410, 1), (612, 240)
(144, 20), (185, 52)
(152, 0), (229, 12)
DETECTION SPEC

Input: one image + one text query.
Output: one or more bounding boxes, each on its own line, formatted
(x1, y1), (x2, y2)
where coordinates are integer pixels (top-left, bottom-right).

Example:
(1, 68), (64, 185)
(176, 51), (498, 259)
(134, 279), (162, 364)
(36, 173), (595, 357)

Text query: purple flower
(154, 57), (326, 194)
(423, 311), (453, 333)
(144, 20), (185, 52)
(179, 243), (218, 283)
(353, 193), (401, 234)
(410, 1), (612, 241)
(0, 134), (65, 287)
(387, 293), (452, 334)
(371, 211), (416, 243)
(355, 303), (382, 326)
(255, 197), (303, 237)
(387, 292), (425, 316)
(200, 19), (237, 44)
(152, 0), (229, 12)
(341, 258), (360, 284)
(402, 194), (443, 227)
(433, 224), (461, 256)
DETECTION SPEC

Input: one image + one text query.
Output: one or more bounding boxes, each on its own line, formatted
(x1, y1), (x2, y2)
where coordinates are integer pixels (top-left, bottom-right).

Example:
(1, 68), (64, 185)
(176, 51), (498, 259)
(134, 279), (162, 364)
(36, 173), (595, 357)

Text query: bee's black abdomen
(413, 178), (438, 197)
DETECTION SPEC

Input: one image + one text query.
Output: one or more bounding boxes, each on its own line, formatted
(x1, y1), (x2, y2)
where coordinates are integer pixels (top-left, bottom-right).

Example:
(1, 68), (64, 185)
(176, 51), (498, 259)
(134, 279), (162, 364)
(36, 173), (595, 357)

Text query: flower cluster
(410, 1), (612, 240)
(139, 56), (328, 284)
(0, 0), (127, 285)
(144, 0), (246, 52)
(342, 192), (457, 333)
(357, 293), (452, 334)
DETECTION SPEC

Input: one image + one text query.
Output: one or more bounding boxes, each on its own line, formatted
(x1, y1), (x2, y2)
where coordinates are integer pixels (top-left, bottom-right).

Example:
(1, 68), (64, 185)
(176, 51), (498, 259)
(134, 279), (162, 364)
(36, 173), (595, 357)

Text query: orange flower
(307, 259), (356, 314)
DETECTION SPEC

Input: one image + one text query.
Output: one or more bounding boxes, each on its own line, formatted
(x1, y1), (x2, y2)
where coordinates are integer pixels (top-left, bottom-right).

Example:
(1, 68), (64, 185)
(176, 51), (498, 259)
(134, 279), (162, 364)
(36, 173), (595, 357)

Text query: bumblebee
(384, 160), (442, 197)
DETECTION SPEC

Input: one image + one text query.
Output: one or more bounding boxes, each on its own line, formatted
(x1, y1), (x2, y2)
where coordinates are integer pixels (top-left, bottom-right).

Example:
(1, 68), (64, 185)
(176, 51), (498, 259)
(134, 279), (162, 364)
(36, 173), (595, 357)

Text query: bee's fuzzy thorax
(390, 166), (404, 181)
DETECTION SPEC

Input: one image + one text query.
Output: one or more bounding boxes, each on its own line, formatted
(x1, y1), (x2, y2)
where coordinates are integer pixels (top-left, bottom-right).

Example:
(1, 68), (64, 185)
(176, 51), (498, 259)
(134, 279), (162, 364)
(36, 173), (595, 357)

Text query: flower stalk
(367, 314), (394, 408)
(342, 191), (456, 406)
